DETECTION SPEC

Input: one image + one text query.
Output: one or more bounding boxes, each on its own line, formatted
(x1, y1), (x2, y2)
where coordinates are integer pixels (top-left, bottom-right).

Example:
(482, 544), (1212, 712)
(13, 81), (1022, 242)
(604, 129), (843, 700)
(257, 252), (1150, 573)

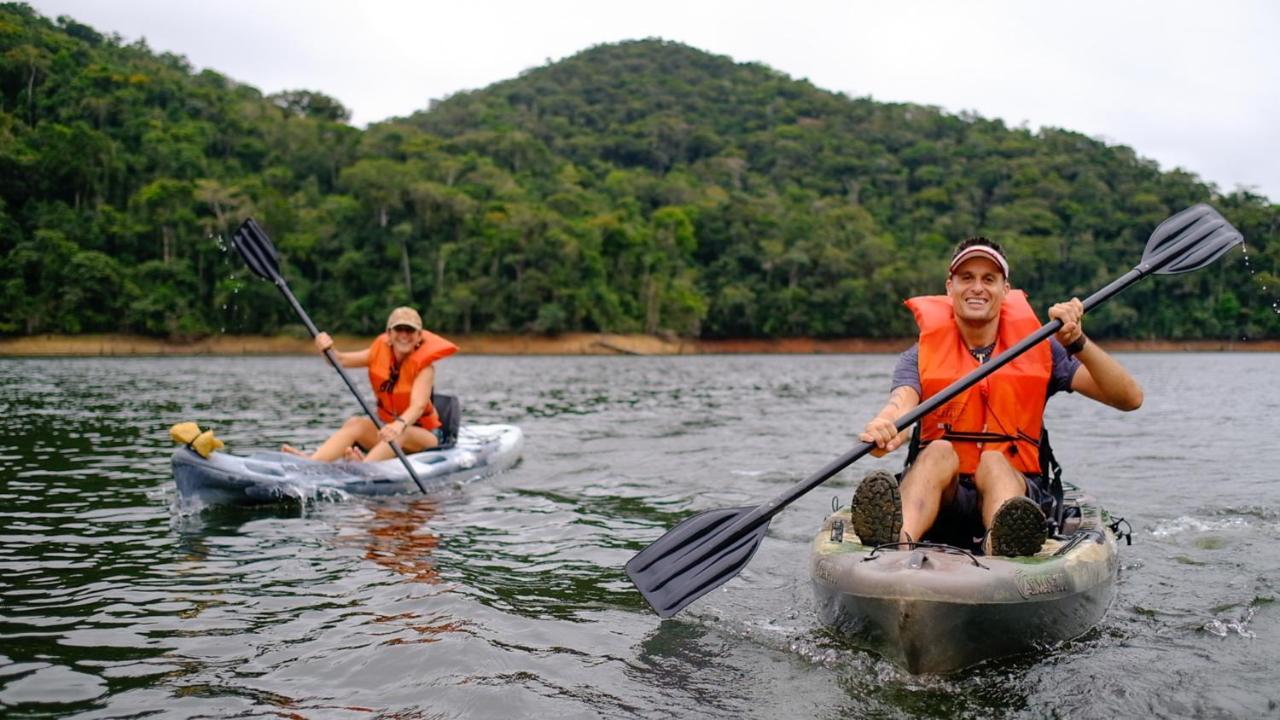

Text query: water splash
(1150, 515), (1253, 537)
(1204, 603), (1258, 639)
(316, 486), (354, 503)
(1237, 242), (1280, 321)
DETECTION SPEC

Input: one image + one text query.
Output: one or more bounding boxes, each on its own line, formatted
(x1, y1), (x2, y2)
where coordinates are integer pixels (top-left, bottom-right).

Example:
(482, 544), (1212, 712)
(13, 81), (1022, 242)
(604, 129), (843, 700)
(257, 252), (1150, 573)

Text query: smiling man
(851, 237), (1144, 556)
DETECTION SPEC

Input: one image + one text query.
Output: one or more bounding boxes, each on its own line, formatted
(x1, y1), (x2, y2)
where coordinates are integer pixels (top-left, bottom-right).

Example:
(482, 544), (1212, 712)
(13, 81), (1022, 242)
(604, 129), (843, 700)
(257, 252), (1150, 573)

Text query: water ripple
(1, 354), (1278, 717)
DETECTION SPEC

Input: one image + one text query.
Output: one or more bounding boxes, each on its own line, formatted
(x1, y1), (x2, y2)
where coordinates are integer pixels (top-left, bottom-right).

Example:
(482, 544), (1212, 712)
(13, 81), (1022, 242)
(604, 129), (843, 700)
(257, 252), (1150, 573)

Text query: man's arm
(860, 385), (921, 457)
(1068, 343), (1143, 410)
(1049, 299), (1143, 411)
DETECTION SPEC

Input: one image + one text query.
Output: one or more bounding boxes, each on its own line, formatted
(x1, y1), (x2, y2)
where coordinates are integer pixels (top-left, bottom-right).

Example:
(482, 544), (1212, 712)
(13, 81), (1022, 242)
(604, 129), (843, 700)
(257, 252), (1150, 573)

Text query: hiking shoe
(986, 496), (1048, 557)
(850, 470), (902, 547)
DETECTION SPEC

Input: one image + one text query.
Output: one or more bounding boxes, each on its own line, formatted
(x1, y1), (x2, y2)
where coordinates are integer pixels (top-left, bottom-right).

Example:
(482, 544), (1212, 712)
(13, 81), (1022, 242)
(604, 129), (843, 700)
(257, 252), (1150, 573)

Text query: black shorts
(921, 473), (1056, 551)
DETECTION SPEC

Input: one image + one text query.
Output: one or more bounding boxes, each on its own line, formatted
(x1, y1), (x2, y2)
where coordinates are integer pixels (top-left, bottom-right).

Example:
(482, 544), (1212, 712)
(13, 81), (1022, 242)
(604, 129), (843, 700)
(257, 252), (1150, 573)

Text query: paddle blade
(1143, 204), (1244, 275)
(231, 218), (282, 281)
(625, 506), (769, 618)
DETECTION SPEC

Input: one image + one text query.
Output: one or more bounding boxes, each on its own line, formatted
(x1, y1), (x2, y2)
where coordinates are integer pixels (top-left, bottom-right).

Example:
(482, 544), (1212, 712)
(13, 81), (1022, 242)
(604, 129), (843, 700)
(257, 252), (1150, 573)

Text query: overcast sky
(30, 0), (1280, 201)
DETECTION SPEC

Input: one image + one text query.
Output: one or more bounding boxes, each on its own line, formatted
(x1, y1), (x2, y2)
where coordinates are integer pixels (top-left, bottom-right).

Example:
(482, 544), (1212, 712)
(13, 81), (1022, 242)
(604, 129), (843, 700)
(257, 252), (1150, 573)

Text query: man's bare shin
(899, 441), (959, 541)
(973, 451), (1027, 529)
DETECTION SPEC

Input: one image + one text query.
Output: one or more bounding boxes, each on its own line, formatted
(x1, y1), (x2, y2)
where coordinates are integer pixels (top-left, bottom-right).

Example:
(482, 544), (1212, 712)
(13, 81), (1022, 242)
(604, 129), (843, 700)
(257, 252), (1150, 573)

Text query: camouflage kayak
(810, 483), (1121, 673)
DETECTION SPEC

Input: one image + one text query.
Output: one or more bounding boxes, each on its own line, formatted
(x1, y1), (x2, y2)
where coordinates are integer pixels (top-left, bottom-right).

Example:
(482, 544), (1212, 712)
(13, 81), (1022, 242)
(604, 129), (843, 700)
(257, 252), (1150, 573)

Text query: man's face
(946, 256), (1009, 325)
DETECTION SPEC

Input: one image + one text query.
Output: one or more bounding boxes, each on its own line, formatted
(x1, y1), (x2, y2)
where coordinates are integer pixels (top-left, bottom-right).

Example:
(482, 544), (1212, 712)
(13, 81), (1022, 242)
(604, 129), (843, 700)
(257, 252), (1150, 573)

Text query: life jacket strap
(938, 429), (1039, 447)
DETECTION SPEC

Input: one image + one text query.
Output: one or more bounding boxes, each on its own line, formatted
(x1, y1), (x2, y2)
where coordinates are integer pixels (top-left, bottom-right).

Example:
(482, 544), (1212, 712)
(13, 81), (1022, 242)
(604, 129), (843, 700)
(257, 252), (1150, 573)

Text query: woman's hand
(314, 332), (334, 353)
(379, 418), (406, 444)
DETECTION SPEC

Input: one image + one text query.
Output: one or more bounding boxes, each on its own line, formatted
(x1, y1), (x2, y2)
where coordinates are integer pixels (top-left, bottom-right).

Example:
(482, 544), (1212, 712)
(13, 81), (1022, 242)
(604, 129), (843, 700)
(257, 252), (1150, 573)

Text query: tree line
(2, 5), (1277, 341)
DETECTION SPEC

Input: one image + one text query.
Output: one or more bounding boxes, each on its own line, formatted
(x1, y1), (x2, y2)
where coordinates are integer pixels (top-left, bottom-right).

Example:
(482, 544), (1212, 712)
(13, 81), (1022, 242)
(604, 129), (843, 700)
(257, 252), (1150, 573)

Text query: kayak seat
(431, 393), (462, 449)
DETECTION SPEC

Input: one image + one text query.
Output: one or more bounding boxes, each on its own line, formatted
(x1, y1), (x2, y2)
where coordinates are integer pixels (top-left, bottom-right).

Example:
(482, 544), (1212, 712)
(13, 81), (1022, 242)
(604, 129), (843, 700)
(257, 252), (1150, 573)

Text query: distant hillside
(1, 6), (1276, 340)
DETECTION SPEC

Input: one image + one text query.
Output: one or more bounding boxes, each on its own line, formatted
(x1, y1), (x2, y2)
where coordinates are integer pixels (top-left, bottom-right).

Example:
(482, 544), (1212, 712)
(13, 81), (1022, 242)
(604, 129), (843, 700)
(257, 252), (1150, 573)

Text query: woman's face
(389, 325), (420, 353)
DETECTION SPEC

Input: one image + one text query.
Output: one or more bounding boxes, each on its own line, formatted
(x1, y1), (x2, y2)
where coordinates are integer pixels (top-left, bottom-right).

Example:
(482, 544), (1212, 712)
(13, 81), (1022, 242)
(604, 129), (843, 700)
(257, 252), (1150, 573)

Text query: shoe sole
(989, 496), (1047, 557)
(850, 471), (902, 547)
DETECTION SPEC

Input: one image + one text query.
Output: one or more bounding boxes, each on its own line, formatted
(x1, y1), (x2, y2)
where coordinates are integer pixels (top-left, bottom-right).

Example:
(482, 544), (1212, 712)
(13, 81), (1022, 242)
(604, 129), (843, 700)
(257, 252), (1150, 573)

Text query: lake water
(0, 353), (1276, 718)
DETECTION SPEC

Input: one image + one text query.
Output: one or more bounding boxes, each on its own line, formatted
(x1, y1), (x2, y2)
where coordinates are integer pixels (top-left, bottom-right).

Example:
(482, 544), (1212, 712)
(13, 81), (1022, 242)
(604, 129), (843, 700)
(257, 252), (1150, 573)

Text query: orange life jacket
(368, 331), (458, 430)
(906, 291), (1051, 475)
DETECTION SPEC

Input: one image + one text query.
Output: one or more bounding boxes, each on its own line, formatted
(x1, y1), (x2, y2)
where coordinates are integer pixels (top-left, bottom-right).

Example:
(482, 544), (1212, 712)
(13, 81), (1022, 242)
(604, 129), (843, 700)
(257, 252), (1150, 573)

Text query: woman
(283, 306), (458, 462)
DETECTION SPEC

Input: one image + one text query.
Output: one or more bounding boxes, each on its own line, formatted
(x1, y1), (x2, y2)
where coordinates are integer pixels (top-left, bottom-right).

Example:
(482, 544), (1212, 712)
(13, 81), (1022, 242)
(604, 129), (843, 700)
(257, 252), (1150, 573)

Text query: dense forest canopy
(1, 4), (1277, 340)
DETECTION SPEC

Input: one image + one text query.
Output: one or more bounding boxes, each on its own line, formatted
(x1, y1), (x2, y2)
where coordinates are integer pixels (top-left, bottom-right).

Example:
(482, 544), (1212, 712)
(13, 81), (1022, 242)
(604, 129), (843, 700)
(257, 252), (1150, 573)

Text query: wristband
(1064, 335), (1087, 356)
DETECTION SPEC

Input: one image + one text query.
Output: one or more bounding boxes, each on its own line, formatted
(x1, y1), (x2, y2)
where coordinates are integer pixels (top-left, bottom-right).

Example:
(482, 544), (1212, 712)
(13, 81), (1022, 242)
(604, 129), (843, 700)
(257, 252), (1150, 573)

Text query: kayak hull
(172, 424), (523, 508)
(810, 486), (1118, 674)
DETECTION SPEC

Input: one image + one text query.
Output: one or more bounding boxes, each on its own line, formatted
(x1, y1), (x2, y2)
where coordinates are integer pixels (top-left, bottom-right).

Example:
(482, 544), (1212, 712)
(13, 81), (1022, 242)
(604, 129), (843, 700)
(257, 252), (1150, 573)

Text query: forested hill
(2, 6), (1277, 341)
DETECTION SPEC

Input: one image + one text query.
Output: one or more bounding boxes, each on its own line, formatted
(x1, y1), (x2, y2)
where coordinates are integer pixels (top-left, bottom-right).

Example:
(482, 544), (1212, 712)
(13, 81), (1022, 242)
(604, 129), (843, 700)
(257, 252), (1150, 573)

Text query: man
(852, 237), (1144, 556)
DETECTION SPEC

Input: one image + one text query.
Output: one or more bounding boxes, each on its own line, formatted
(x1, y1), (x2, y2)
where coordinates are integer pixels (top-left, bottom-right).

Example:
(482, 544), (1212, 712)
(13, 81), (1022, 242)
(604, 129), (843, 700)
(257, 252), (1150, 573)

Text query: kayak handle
(863, 541), (989, 569)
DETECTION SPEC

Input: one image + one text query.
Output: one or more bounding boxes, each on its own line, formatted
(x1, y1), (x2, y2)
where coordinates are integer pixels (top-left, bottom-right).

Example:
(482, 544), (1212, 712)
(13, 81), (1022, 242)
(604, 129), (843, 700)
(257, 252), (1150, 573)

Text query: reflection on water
(354, 498), (442, 585)
(0, 354), (1278, 717)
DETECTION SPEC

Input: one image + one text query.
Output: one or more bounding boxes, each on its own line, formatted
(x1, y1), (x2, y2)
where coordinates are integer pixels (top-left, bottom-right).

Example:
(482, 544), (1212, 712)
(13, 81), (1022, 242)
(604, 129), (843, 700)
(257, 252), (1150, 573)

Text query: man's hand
(1048, 298), (1085, 348)
(860, 416), (908, 457)
(859, 386), (918, 457)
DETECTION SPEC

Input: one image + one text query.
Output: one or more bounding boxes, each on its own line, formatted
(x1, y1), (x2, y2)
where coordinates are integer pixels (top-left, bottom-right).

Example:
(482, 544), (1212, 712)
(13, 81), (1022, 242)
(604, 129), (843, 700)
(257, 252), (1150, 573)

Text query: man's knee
(974, 450), (1024, 491)
(917, 440), (960, 474)
(906, 440), (959, 491)
(976, 449), (1013, 472)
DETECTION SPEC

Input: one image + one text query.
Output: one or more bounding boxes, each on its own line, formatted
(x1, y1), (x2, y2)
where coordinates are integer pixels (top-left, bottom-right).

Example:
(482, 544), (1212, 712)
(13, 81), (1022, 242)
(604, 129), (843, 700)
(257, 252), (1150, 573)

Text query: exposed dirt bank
(1, 333), (1277, 357)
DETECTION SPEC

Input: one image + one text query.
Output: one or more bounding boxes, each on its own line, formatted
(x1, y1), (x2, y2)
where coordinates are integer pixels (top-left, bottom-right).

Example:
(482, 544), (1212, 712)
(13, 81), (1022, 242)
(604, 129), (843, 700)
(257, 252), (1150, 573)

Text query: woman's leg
(362, 425), (439, 462)
(295, 416), (381, 461)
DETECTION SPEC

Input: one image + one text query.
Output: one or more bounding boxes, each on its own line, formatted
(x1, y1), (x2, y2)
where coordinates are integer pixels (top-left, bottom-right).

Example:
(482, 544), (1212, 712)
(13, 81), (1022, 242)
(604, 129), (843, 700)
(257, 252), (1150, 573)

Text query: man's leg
(972, 450), (1028, 530)
(898, 440), (961, 542)
(974, 450), (1047, 556)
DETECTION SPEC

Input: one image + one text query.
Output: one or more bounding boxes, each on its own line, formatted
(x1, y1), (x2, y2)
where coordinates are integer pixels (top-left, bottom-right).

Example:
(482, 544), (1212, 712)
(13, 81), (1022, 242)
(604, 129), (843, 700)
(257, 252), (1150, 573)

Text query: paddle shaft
(268, 275), (430, 494)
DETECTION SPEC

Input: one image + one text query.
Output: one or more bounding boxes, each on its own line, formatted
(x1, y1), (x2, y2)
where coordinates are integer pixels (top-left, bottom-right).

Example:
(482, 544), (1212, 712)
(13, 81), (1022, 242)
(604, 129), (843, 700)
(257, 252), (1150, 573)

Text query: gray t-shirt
(891, 339), (1081, 397)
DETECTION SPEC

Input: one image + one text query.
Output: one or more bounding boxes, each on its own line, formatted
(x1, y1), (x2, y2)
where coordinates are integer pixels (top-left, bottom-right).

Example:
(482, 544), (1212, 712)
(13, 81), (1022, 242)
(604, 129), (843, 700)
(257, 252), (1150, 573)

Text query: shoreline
(1, 333), (1278, 357)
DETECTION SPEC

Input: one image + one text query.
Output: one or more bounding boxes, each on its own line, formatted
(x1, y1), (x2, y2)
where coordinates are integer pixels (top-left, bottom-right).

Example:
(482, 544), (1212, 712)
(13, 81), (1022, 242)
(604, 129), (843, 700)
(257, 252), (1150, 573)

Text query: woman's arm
(314, 332), (371, 368)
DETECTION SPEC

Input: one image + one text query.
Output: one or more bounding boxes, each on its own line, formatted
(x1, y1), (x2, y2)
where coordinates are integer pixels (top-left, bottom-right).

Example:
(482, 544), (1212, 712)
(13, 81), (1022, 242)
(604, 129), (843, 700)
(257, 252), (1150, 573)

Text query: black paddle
(626, 203), (1243, 618)
(230, 218), (430, 494)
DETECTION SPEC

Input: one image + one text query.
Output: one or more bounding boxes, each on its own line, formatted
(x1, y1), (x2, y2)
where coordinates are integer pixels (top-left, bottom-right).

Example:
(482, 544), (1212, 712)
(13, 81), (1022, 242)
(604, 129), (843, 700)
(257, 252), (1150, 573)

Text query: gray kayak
(810, 483), (1120, 674)
(173, 424), (523, 508)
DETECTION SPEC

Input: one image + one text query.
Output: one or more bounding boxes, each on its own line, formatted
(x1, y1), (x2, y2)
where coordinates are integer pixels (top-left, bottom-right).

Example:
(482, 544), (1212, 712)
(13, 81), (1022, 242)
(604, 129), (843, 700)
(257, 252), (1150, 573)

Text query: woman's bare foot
(281, 443), (308, 458)
(343, 446), (365, 462)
